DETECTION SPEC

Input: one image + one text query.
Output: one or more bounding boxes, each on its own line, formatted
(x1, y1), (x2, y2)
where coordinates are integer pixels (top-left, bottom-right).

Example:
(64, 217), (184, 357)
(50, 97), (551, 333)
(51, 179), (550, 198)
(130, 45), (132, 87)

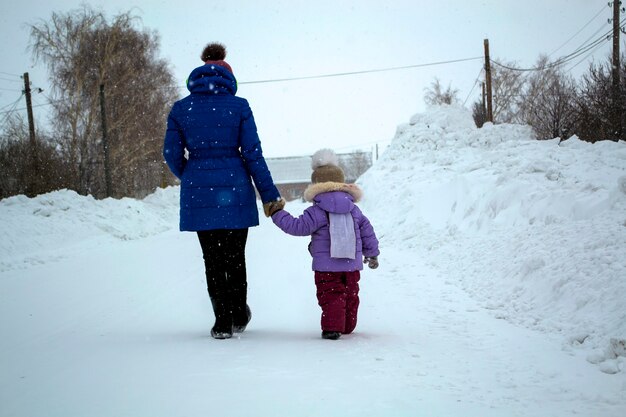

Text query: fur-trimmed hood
(303, 182), (363, 203)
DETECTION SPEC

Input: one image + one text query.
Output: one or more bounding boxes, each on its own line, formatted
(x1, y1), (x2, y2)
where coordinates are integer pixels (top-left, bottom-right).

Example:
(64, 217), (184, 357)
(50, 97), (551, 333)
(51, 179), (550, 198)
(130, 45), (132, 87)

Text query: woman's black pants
(197, 228), (249, 332)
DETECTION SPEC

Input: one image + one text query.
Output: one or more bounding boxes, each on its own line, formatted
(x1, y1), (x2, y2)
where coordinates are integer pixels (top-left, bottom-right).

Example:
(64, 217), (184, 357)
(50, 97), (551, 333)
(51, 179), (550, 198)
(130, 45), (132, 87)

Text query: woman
(163, 43), (284, 339)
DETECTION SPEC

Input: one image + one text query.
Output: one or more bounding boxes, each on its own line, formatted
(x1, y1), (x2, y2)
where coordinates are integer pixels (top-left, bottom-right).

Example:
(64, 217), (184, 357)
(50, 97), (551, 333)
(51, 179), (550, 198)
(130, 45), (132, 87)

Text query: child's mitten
(364, 256), (379, 269)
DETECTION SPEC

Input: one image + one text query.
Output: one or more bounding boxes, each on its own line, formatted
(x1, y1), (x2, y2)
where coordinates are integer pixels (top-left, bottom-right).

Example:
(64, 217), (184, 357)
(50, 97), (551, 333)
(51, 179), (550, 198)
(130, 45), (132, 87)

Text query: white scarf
(329, 212), (356, 259)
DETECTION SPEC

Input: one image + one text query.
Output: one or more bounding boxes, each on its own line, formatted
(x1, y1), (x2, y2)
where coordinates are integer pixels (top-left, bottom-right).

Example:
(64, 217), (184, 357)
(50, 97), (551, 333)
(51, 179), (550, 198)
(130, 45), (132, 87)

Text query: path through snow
(1, 206), (624, 417)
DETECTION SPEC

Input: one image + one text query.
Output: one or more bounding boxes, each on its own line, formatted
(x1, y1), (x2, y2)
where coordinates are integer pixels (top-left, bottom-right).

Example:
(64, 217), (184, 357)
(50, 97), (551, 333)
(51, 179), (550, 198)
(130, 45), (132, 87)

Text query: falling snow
(0, 106), (625, 416)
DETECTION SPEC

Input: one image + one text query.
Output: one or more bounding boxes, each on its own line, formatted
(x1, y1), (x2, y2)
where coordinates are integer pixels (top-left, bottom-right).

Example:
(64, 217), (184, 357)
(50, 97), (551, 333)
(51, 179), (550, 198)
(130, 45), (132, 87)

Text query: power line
(553, 33), (613, 67)
(548, 4), (608, 57)
(0, 93), (25, 126)
(463, 67), (484, 106)
(551, 17), (621, 62)
(0, 97), (56, 116)
(3, 22), (616, 119)
(558, 25), (619, 67)
(1, 55), (484, 116)
(41, 91), (56, 104)
(575, 20), (616, 53)
(0, 100), (57, 115)
(0, 71), (21, 78)
(565, 37), (612, 73)
(0, 77), (21, 83)
(491, 30), (614, 72)
(31, 93), (47, 107)
(561, 16), (624, 59)
(168, 56), (484, 90)
(237, 56), (484, 85)
(0, 93), (24, 111)
(491, 19), (624, 72)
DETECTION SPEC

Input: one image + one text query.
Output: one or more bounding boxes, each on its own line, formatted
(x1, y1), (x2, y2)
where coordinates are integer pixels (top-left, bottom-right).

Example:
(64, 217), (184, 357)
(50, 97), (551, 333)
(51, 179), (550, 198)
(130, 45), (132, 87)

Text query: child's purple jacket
(272, 182), (380, 272)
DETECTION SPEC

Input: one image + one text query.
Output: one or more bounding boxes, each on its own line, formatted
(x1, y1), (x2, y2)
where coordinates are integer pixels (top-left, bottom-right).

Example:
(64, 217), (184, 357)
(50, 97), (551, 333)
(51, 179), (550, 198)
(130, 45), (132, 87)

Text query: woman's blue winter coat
(163, 63), (280, 231)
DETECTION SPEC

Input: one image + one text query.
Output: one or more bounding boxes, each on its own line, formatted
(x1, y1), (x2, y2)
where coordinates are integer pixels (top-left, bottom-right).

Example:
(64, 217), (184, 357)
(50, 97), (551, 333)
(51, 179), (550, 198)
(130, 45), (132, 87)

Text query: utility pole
(483, 39), (493, 123)
(611, 0), (624, 140)
(481, 82), (485, 107)
(23, 72), (37, 196)
(99, 84), (112, 198)
(22, 73), (36, 144)
(481, 82), (487, 123)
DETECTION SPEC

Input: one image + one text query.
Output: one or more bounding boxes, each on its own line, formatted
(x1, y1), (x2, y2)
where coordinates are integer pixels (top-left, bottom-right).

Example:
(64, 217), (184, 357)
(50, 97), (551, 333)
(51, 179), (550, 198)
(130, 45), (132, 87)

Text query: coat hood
(304, 182), (363, 214)
(187, 64), (237, 95)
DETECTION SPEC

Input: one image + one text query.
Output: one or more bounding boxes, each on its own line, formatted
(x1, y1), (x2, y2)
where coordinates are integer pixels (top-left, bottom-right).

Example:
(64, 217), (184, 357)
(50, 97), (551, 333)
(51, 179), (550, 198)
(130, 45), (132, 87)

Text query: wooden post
(611, 0), (622, 139)
(481, 82), (486, 115)
(23, 72), (37, 196)
(484, 39), (493, 123)
(23, 73), (36, 145)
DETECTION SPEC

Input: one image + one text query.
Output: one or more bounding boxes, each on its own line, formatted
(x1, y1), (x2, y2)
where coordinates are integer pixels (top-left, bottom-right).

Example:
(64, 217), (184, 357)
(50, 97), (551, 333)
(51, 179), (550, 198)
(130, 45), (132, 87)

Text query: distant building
(265, 151), (372, 201)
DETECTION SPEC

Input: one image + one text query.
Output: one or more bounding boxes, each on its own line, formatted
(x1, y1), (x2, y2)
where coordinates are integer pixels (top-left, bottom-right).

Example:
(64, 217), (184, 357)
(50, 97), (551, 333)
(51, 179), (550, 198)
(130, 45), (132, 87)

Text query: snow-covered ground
(1, 106), (625, 416)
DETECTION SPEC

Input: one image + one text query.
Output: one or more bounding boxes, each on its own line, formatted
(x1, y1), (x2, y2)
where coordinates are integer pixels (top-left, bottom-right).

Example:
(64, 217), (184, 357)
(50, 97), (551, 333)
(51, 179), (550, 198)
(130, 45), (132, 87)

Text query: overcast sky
(0, 0), (620, 158)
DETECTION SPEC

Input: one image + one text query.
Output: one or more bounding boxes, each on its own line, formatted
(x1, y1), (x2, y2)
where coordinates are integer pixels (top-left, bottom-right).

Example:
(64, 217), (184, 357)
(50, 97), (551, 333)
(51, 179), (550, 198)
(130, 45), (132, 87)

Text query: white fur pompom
(311, 148), (339, 169)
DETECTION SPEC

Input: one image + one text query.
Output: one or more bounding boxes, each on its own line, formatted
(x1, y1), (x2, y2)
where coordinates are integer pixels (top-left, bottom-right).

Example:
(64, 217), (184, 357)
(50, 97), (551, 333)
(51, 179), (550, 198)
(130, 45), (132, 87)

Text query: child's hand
(364, 256), (379, 269)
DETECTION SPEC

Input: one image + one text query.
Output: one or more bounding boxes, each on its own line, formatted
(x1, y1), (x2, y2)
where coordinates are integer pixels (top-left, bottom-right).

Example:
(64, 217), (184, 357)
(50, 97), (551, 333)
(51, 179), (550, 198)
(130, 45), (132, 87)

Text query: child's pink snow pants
(314, 271), (361, 334)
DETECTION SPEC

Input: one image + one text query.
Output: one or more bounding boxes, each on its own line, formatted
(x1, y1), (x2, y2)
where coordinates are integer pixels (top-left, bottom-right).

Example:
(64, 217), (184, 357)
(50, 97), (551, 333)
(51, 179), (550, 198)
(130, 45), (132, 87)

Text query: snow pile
(359, 105), (626, 373)
(0, 187), (179, 272)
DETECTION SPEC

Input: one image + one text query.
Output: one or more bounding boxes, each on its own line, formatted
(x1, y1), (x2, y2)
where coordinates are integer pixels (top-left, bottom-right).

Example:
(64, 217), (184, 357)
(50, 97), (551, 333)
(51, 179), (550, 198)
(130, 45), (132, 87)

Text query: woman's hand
(263, 198), (286, 217)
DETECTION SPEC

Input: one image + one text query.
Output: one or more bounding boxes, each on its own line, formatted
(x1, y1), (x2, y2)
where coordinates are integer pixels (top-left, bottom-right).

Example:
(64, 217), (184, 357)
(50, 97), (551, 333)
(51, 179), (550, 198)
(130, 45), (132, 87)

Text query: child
(267, 149), (380, 340)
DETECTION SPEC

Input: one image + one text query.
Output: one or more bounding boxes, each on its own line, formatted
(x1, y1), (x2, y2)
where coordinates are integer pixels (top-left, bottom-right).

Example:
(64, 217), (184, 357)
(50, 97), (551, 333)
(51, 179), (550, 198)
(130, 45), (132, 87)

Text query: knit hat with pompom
(201, 42), (233, 74)
(311, 149), (345, 183)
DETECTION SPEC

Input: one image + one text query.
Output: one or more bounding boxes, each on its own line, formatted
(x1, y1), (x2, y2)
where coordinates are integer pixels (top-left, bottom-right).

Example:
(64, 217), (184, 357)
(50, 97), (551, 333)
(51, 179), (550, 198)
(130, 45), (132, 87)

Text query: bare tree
(0, 115), (30, 198)
(517, 56), (577, 139)
(424, 78), (460, 106)
(29, 6), (178, 198)
(339, 151), (372, 182)
(490, 60), (525, 123)
(572, 56), (626, 142)
(471, 100), (488, 128)
(0, 113), (71, 199)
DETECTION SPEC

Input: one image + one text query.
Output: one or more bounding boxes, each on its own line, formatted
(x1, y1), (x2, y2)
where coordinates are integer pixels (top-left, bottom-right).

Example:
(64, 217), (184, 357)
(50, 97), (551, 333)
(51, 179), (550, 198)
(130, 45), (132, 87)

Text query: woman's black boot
(233, 304), (251, 333)
(210, 298), (233, 339)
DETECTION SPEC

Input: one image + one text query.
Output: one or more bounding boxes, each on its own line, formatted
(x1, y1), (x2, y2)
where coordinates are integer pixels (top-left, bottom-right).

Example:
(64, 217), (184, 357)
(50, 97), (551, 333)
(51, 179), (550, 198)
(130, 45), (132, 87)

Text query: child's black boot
(322, 331), (341, 340)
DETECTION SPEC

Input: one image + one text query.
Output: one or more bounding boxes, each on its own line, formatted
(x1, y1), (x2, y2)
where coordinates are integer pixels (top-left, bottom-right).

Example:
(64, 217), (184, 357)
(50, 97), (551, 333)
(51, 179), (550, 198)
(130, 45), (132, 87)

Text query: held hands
(263, 197), (286, 217)
(363, 256), (379, 269)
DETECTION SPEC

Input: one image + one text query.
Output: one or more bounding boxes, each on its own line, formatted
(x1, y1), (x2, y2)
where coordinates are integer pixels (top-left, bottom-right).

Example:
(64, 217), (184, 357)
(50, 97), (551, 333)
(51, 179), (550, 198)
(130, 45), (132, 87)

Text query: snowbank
(0, 187), (179, 272)
(359, 105), (626, 373)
